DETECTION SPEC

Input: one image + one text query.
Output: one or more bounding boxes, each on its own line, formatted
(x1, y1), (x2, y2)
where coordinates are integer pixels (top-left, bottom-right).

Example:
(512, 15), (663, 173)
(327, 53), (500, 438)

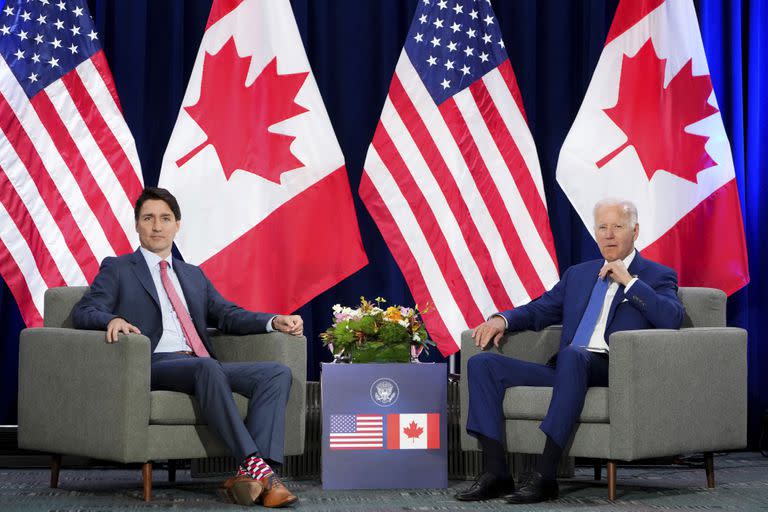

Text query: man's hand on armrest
(472, 315), (506, 350)
(106, 317), (141, 343)
(271, 315), (304, 336)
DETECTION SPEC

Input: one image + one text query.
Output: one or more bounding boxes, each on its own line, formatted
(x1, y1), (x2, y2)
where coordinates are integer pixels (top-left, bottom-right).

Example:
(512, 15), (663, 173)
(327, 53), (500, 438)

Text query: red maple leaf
(403, 420), (423, 441)
(177, 37), (308, 183)
(597, 39), (719, 183)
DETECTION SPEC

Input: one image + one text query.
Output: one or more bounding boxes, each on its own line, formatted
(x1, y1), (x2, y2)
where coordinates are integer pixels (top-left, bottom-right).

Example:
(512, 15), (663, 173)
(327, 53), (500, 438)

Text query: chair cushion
(503, 386), (609, 423)
(150, 390), (249, 425)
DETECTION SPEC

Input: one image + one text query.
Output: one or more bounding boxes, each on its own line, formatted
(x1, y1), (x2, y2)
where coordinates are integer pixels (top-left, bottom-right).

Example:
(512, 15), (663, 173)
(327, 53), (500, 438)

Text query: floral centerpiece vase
(320, 297), (434, 363)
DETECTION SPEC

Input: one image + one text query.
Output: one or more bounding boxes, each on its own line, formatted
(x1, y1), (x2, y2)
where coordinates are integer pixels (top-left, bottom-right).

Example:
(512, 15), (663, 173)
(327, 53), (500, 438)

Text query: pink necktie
(159, 260), (210, 358)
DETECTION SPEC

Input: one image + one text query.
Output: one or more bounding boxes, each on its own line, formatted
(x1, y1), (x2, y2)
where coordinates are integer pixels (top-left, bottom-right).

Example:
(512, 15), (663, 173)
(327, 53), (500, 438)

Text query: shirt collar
(139, 246), (172, 270)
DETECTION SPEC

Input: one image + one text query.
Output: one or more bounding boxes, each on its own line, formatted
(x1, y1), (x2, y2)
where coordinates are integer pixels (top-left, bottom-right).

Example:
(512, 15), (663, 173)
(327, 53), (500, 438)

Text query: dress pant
(466, 345), (609, 448)
(150, 353), (292, 463)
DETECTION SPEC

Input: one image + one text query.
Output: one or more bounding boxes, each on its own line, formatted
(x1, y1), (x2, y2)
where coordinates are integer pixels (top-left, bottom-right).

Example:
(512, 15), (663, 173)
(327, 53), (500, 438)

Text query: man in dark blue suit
(72, 187), (300, 508)
(455, 199), (684, 504)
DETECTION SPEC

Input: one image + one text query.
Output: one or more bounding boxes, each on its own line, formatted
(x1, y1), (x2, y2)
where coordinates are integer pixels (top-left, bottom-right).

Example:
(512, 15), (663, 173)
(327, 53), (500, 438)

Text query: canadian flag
(556, 0), (748, 295)
(386, 413), (440, 450)
(158, 0), (367, 313)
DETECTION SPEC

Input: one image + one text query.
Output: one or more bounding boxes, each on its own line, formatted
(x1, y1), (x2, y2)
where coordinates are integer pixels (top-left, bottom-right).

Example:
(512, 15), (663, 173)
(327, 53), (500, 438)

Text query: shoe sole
(506, 497), (558, 504)
(454, 495), (513, 501)
(219, 480), (263, 506)
(262, 495), (299, 508)
(505, 492), (558, 504)
(454, 485), (515, 501)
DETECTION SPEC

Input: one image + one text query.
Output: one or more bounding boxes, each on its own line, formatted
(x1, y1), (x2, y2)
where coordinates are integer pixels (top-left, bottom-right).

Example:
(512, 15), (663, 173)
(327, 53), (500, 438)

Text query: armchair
(18, 286), (307, 501)
(459, 287), (747, 499)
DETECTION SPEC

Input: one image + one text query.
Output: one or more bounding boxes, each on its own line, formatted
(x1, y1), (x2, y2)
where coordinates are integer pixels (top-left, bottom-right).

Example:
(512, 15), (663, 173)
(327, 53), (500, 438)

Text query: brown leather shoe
(256, 474), (298, 508)
(219, 475), (263, 506)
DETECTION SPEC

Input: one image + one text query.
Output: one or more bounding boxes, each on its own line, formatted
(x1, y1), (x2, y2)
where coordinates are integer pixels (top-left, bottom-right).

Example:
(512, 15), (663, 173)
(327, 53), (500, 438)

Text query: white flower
(413, 333), (421, 342)
(398, 319), (409, 327)
(339, 306), (358, 317)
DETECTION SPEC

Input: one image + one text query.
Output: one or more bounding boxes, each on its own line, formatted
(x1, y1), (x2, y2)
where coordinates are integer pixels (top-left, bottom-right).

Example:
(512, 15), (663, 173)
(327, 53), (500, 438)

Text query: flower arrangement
(320, 297), (434, 363)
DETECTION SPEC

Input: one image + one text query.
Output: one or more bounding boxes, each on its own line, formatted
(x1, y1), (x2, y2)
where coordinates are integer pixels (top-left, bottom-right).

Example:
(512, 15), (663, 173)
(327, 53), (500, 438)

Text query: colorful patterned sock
(237, 454), (274, 480)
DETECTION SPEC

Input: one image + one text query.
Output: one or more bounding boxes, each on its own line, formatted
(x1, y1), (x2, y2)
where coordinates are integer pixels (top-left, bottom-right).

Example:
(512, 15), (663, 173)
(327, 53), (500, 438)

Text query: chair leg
(50, 454), (62, 488)
(606, 460), (617, 501)
(168, 459), (176, 483)
(704, 452), (715, 488)
(593, 460), (601, 480)
(142, 462), (152, 502)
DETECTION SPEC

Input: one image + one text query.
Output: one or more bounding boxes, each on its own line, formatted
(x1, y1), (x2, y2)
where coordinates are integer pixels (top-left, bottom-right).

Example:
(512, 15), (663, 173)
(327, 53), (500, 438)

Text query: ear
(632, 223), (639, 241)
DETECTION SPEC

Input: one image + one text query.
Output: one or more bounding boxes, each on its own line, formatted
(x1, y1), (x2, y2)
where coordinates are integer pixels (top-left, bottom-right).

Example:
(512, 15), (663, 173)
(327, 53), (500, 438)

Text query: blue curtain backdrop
(0, 0), (765, 444)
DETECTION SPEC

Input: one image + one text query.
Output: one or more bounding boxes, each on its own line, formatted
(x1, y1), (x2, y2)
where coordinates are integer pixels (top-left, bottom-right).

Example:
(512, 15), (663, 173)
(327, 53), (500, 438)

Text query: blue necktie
(571, 276), (610, 347)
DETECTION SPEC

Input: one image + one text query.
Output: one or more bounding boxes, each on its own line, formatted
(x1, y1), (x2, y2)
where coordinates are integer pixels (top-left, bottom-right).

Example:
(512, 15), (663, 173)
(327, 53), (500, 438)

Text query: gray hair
(593, 198), (638, 229)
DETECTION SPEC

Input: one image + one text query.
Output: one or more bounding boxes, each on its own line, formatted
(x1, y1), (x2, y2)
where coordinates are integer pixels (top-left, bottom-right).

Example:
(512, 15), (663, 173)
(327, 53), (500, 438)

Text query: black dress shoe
(504, 471), (559, 504)
(454, 472), (515, 501)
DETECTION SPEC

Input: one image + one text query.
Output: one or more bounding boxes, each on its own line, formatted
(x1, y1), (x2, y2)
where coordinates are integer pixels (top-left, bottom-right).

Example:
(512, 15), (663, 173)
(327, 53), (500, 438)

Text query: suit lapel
(130, 249), (160, 307)
(606, 251), (646, 327)
(605, 286), (625, 328)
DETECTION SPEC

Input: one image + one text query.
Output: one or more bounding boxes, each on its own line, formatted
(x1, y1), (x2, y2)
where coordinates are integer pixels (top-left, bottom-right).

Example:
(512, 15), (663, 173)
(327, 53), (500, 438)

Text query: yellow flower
(383, 306), (403, 322)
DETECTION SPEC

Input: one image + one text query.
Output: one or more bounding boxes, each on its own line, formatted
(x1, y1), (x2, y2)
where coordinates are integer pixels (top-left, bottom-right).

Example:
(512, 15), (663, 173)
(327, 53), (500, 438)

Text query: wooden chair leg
(593, 460), (601, 480)
(704, 452), (715, 488)
(606, 460), (617, 501)
(142, 462), (152, 502)
(168, 459), (176, 483)
(50, 454), (62, 488)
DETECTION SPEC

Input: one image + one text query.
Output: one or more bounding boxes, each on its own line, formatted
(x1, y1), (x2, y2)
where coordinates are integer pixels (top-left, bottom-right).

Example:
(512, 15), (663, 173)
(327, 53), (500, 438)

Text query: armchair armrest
(209, 331), (307, 456)
(459, 327), (561, 450)
(210, 331), (306, 367)
(608, 327), (747, 461)
(18, 328), (151, 463)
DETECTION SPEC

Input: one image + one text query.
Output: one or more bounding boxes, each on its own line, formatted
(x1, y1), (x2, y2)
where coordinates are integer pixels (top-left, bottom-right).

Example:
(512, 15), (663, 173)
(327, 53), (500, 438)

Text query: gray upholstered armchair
(17, 286), (307, 501)
(459, 287), (747, 500)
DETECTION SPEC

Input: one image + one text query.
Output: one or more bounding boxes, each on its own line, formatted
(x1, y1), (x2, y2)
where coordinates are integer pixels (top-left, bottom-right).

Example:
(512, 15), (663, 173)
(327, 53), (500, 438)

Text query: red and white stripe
(360, 53), (559, 356)
(0, 51), (142, 327)
(239, 455), (274, 479)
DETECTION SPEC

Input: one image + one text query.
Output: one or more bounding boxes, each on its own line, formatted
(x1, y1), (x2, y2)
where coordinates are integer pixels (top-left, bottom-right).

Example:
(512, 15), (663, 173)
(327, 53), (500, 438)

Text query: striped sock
(238, 454), (274, 480)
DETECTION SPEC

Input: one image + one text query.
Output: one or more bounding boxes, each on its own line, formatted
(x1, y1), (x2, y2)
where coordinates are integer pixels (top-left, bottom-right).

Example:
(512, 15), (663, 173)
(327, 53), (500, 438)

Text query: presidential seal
(370, 377), (399, 407)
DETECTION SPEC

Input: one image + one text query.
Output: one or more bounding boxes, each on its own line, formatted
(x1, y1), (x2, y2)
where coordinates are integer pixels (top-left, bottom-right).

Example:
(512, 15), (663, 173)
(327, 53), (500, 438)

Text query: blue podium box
(320, 362), (448, 490)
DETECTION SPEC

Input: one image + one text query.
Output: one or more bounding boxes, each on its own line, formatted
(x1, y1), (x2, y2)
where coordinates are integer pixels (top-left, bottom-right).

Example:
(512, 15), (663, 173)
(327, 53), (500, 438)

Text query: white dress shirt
(139, 247), (277, 354)
(585, 250), (638, 353)
(139, 247), (193, 353)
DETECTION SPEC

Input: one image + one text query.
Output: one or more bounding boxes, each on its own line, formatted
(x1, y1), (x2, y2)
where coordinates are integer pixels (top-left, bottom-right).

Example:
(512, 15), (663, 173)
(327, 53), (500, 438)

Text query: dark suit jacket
(498, 251), (684, 353)
(72, 249), (274, 357)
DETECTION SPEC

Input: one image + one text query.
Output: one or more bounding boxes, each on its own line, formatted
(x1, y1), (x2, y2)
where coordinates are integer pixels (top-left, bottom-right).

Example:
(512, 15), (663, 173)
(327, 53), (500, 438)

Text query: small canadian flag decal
(387, 413), (440, 450)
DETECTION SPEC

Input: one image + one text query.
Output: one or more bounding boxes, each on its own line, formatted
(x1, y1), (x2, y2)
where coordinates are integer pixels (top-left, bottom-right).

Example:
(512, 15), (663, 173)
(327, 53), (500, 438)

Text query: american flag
(329, 414), (383, 450)
(0, 0), (142, 326)
(359, 0), (559, 355)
